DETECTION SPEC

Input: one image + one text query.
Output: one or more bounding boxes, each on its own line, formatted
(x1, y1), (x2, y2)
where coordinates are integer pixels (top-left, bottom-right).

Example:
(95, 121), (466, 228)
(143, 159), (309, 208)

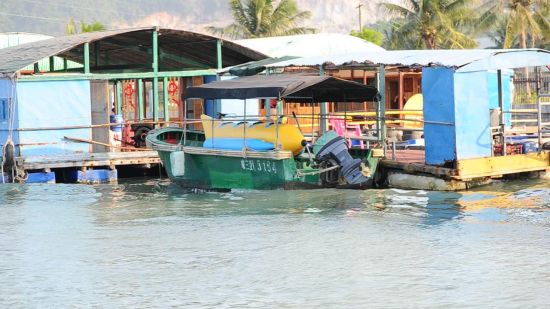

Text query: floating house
(0, 27), (266, 183)
(226, 49), (550, 189)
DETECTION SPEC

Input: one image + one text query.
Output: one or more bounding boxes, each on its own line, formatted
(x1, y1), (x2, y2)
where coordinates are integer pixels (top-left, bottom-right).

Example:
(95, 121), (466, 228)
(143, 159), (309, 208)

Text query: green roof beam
(17, 69), (218, 82)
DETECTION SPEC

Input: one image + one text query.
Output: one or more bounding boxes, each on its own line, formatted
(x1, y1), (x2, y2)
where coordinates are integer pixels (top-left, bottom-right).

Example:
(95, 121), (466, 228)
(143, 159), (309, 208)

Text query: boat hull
(157, 150), (322, 190)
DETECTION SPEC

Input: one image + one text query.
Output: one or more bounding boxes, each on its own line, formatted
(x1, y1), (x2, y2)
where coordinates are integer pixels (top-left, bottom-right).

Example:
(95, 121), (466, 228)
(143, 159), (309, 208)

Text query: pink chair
(328, 116), (364, 149)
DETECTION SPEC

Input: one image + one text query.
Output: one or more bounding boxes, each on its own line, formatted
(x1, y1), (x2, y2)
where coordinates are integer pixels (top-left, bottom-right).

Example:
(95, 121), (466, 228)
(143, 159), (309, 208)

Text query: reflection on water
(0, 178), (549, 307)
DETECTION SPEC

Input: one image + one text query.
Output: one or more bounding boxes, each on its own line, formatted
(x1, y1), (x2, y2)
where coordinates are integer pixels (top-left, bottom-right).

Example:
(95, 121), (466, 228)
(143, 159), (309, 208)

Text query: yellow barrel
(201, 115), (304, 155)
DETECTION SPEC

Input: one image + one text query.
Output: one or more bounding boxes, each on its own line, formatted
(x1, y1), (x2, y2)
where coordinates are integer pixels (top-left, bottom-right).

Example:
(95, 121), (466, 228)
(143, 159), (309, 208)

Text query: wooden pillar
(398, 71), (404, 110)
(152, 29), (160, 125)
(378, 64), (386, 143)
(116, 80), (123, 115)
(319, 66), (327, 133)
(163, 77), (169, 122)
(138, 79), (144, 121)
(83, 42), (90, 74)
(216, 40), (223, 70)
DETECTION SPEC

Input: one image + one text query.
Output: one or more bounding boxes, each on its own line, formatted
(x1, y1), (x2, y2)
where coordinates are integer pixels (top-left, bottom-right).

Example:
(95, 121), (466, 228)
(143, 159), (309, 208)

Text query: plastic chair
(328, 116), (364, 149)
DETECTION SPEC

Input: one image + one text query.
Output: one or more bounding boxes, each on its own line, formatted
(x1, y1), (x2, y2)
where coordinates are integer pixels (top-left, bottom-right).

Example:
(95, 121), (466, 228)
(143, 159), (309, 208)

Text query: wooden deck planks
(17, 151), (161, 170)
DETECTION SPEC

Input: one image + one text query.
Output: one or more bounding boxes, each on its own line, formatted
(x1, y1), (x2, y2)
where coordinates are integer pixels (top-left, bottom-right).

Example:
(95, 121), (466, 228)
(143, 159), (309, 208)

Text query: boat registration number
(240, 159), (278, 174)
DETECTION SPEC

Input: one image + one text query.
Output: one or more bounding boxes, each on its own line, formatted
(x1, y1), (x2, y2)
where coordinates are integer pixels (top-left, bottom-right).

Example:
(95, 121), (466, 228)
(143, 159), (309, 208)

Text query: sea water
(0, 179), (549, 307)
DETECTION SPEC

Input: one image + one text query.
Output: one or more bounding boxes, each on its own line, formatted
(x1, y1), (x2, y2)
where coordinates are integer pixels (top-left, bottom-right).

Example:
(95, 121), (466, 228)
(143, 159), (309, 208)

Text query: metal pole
(275, 98), (281, 151)
(377, 64), (386, 154)
(319, 66), (327, 134)
(536, 67), (542, 149)
(497, 70), (506, 156)
(243, 98), (247, 151)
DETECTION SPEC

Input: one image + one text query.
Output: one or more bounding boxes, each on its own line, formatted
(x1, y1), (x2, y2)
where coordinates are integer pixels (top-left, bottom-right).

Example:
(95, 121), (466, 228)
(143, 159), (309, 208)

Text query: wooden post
(152, 29), (160, 125)
(216, 40), (223, 70)
(116, 80), (123, 115)
(138, 78), (144, 121)
(378, 64), (386, 144)
(398, 71), (404, 110)
(319, 66), (327, 133)
(163, 77), (169, 122)
(83, 42), (90, 74)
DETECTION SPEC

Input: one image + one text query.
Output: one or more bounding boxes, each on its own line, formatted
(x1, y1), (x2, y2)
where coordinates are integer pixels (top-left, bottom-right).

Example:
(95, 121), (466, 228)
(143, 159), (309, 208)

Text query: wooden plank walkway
(17, 151), (160, 170)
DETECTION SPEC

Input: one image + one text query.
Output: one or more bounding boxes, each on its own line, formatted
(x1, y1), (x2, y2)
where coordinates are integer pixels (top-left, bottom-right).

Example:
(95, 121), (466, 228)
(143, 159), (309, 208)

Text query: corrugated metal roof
(235, 33), (385, 58)
(0, 32), (82, 72)
(262, 49), (550, 72)
(0, 27), (267, 74)
(0, 32), (53, 49)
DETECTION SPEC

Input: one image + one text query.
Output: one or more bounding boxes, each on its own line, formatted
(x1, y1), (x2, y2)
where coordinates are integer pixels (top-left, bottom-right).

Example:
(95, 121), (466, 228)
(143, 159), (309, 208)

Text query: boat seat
(219, 122), (233, 127)
(248, 121), (263, 127)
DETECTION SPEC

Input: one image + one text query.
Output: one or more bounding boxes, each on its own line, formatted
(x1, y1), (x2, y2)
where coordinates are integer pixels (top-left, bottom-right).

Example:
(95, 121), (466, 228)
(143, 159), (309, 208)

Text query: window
(0, 98), (7, 121)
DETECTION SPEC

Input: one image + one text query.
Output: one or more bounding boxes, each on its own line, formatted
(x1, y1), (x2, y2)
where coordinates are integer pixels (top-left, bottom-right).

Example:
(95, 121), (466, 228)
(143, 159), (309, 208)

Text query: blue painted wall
(422, 67), (456, 165)
(454, 72), (492, 160)
(0, 78), (20, 157)
(487, 70), (512, 127)
(17, 80), (92, 156)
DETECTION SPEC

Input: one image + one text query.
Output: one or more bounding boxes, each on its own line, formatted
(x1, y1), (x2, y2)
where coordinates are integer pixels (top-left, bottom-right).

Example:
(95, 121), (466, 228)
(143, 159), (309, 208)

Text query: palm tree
(380, 0), (478, 49)
(478, 0), (550, 49)
(207, 0), (316, 39)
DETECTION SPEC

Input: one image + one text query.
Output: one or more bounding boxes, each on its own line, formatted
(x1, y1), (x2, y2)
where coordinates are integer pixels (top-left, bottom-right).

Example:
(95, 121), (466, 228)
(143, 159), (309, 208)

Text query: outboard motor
(315, 135), (369, 186)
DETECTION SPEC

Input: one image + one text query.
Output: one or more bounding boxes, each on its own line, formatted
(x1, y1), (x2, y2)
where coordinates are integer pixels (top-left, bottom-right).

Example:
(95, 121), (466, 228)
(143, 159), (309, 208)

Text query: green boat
(146, 74), (381, 191)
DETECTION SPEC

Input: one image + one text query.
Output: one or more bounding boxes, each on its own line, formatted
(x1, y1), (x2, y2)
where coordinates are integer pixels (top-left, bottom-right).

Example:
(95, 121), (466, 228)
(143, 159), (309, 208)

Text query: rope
(296, 165), (339, 177)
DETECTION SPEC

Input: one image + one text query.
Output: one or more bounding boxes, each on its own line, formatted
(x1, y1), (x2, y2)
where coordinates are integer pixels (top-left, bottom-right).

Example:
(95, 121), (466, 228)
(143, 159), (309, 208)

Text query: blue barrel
(110, 114), (123, 132)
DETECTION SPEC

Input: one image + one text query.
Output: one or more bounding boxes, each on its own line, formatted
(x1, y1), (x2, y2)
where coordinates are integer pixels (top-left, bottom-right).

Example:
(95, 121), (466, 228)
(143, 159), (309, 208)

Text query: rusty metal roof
(0, 27), (267, 74)
(261, 48), (550, 72)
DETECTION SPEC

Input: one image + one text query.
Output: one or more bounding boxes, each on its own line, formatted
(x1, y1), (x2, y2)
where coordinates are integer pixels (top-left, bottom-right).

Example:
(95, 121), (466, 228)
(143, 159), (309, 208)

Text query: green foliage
(349, 28), (383, 46)
(80, 21), (106, 33)
(207, 0), (316, 39)
(478, 0), (550, 49)
(379, 0), (478, 50)
(65, 18), (105, 35)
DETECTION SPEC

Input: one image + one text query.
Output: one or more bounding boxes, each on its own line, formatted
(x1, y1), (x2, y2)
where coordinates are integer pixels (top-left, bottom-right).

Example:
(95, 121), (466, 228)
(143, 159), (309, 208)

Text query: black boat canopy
(184, 74), (379, 103)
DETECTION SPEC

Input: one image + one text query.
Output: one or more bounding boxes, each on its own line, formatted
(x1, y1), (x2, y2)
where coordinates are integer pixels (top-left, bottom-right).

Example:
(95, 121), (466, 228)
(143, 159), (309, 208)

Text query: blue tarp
(454, 72), (492, 159)
(17, 80), (92, 156)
